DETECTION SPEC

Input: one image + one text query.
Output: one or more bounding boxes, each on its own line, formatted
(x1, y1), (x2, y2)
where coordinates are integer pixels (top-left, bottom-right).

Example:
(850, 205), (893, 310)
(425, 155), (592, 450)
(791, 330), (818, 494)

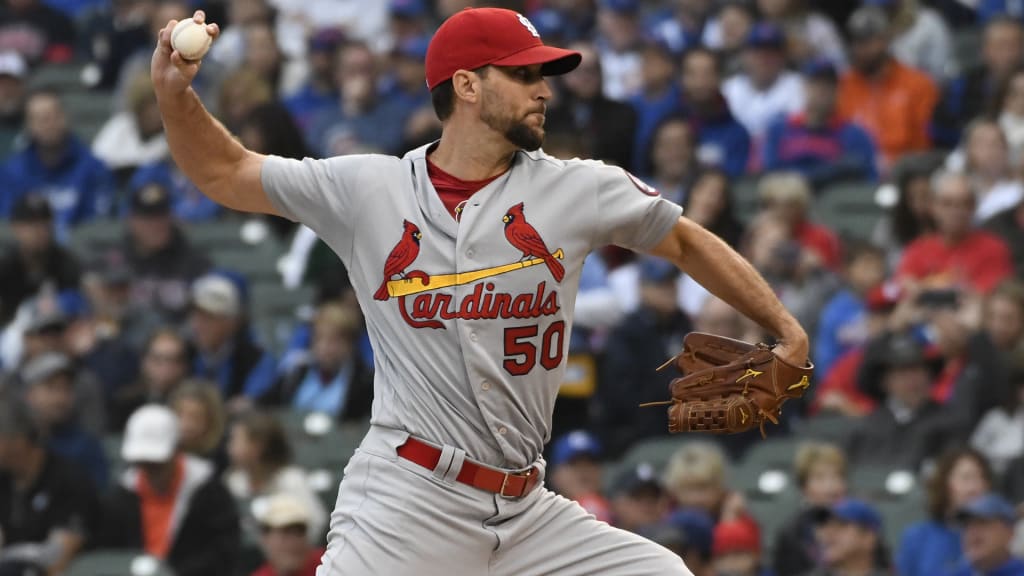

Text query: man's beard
(481, 99), (544, 151)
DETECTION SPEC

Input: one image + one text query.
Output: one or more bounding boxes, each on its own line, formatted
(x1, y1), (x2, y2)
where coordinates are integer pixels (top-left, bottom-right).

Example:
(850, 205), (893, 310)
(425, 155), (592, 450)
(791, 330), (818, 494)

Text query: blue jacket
(814, 289), (866, 378)
(897, 520), (964, 576)
(1, 136), (115, 242)
(630, 84), (682, 173)
(675, 94), (751, 177)
(128, 161), (221, 222)
(194, 335), (277, 401)
(978, 0), (1024, 23)
(947, 557), (1024, 576)
(762, 114), (878, 187)
(283, 83), (338, 140)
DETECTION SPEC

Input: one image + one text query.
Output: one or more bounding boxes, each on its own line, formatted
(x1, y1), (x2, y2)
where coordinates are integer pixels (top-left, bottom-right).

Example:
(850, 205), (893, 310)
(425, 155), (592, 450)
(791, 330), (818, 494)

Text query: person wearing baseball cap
(101, 404), (240, 575)
(812, 499), (889, 576)
(250, 492), (325, 576)
(950, 493), (1024, 576)
(153, 1), (810, 572)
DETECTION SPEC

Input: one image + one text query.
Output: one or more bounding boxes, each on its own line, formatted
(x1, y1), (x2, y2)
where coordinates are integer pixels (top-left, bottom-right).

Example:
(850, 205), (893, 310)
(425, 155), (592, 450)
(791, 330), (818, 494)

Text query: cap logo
(517, 13), (540, 38)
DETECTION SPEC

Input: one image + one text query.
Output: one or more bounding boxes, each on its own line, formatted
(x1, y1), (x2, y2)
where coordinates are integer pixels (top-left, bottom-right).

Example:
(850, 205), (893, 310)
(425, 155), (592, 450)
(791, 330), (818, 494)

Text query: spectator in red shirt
(897, 170), (1013, 294)
(250, 492), (325, 576)
(758, 171), (843, 270)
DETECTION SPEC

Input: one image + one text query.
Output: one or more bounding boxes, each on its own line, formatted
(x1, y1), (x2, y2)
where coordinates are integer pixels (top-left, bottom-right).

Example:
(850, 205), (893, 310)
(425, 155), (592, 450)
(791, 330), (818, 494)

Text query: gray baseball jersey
(262, 142), (682, 469)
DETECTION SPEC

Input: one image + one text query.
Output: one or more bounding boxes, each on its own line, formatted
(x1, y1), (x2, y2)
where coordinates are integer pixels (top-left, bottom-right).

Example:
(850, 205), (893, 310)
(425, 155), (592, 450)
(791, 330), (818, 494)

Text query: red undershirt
(426, 156), (506, 219)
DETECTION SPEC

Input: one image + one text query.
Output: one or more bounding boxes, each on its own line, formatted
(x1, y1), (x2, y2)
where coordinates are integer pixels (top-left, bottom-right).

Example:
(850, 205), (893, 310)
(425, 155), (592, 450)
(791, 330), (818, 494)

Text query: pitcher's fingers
(157, 20), (177, 51)
(206, 23), (220, 39)
(192, 9), (205, 24)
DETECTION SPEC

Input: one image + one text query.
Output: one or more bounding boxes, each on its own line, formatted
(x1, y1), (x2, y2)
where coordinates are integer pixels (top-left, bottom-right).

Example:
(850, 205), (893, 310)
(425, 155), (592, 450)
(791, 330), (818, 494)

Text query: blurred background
(0, 0), (1023, 575)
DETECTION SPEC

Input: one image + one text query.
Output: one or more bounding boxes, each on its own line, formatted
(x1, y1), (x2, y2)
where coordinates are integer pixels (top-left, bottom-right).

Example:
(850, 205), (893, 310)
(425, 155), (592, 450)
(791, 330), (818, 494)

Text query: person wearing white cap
(97, 404), (240, 576)
(250, 492), (325, 576)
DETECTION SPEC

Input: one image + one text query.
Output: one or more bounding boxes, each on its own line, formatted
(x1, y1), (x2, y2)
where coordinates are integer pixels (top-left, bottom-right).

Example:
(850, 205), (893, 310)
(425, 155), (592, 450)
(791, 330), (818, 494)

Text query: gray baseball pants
(315, 425), (692, 575)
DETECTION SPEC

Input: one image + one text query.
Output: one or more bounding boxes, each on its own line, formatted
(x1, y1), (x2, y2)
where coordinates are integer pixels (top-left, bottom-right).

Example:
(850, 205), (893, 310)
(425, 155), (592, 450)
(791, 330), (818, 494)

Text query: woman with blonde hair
(170, 379), (228, 470)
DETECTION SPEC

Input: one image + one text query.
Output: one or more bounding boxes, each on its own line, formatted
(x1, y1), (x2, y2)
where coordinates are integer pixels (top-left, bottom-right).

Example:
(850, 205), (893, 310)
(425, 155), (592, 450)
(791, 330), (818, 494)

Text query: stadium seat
(813, 181), (884, 241)
(69, 219), (123, 258)
(877, 491), (927, 551)
(186, 219), (246, 251)
(250, 283), (315, 319)
(746, 490), (802, 559)
(211, 248), (281, 283)
(953, 28), (982, 73)
(28, 62), (85, 92)
(732, 176), (761, 223)
(791, 413), (859, 445)
(65, 551), (176, 576)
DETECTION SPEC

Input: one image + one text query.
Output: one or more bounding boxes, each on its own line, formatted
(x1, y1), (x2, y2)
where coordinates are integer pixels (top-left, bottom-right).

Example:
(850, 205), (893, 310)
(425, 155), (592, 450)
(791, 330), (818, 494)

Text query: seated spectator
(283, 28), (342, 136)
(0, 51), (26, 158)
(0, 400), (97, 576)
(684, 168), (745, 248)
(871, 154), (937, 264)
(848, 332), (959, 469)
(608, 462), (670, 534)
(128, 159), (221, 223)
(112, 327), (192, 431)
(630, 36), (683, 173)
(814, 242), (887, 378)
(99, 404), (240, 576)
(754, 0), (846, 67)
(932, 16), (1023, 148)
(238, 21), (304, 98)
(596, 258), (691, 457)
(382, 35), (431, 126)
(896, 171), (1013, 294)
(897, 447), (994, 576)
(762, 59), (878, 188)
(722, 22), (804, 151)
(646, 0), (713, 56)
(980, 0), (1024, 23)
(675, 46), (751, 177)
(216, 68), (274, 134)
(995, 67), (1024, 160)
(77, 0), (152, 91)
(985, 193), (1024, 275)
(773, 442), (849, 576)
(971, 369), (1024, 476)
(803, 499), (888, 576)
(982, 281), (1024, 363)
(309, 41), (406, 157)
(118, 181), (211, 321)
(642, 509), (715, 576)
(876, 0), (955, 81)
(224, 410), (327, 544)
(712, 519), (769, 576)
(758, 172), (842, 270)
(946, 117), (1023, 222)
(91, 72), (168, 182)
(0, 0), (75, 65)
(0, 194), (80, 326)
(21, 352), (107, 489)
(949, 493), (1024, 576)
(0, 90), (115, 242)
(593, 0), (643, 102)
(548, 430), (611, 523)
(838, 5), (939, 170)
(702, 0), (756, 76)
(642, 115), (698, 203)
(169, 380), (227, 471)
(188, 272), (276, 408)
(663, 441), (745, 523)
(250, 492), (325, 576)
(4, 293), (107, 436)
(546, 41), (637, 171)
(264, 302), (372, 422)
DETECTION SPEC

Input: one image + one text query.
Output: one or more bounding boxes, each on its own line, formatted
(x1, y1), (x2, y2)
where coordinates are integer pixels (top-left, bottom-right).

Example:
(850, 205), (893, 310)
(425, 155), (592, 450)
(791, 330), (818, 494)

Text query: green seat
(733, 176), (761, 223)
(290, 418), (370, 473)
(187, 220), (245, 250)
(791, 413), (859, 445)
(814, 181), (884, 241)
(877, 491), (927, 551)
(28, 62), (85, 91)
(211, 248), (281, 283)
(65, 551), (176, 576)
(250, 283), (316, 319)
(69, 219), (123, 258)
(746, 490), (801, 558)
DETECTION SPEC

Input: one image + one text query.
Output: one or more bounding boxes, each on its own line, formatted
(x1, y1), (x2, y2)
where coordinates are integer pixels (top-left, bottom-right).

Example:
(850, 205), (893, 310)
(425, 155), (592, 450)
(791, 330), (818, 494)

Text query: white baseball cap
(191, 273), (241, 317)
(0, 51), (26, 79)
(252, 492), (311, 528)
(122, 404), (180, 463)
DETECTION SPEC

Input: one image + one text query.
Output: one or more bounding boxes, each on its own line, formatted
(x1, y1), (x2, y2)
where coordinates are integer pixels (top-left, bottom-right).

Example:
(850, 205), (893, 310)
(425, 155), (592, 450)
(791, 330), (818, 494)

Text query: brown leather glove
(642, 332), (814, 436)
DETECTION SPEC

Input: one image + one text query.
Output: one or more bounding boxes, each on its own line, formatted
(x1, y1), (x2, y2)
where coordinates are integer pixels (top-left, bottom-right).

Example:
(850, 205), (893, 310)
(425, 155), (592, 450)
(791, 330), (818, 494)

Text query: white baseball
(171, 18), (213, 61)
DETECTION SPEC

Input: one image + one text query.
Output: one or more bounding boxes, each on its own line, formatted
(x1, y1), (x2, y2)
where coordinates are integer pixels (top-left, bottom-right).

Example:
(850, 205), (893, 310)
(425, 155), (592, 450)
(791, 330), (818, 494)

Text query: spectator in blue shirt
(382, 35), (432, 122)
(814, 242), (887, 378)
(188, 272), (276, 413)
(21, 352), (108, 489)
(282, 28), (343, 137)
(948, 493), (1024, 576)
(1, 90), (115, 243)
(763, 59), (878, 188)
(630, 35), (683, 173)
(309, 40), (407, 157)
(676, 46), (751, 177)
(263, 302), (372, 422)
(978, 0), (1024, 23)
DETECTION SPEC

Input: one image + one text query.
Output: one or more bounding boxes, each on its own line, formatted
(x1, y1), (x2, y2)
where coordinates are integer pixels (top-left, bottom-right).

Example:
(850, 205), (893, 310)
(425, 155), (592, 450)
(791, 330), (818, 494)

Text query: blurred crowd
(1, 0), (1024, 575)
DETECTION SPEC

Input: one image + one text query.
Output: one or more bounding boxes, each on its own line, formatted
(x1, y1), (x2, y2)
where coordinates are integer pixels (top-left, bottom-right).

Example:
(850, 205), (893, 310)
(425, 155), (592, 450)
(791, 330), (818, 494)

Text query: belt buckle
(499, 467), (534, 499)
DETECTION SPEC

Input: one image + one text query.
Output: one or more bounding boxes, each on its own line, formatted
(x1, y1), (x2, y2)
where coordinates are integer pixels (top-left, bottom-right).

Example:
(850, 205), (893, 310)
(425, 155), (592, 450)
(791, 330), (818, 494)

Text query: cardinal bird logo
(502, 202), (565, 282)
(374, 220), (423, 300)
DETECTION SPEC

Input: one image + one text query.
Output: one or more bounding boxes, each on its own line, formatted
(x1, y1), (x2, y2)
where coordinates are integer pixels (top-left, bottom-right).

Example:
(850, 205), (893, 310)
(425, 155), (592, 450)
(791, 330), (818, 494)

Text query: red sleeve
(810, 349), (877, 416)
(896, 240), (926, 282)
(974, 235), (1013, 293)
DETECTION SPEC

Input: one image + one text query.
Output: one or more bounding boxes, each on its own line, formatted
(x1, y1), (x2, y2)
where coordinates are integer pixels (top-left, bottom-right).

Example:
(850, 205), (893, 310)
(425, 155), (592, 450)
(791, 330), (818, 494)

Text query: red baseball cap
(425, 8), (582, 90)
(712, 519), (761, 556)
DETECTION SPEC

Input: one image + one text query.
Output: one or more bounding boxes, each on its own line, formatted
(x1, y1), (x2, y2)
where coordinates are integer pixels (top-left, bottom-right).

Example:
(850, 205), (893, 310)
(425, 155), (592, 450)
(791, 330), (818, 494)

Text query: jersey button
(469, 332), (478, 342)
(481, 381), (491, 391)
(466, 249), (475, 258)
(498, 427), (508, 435)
